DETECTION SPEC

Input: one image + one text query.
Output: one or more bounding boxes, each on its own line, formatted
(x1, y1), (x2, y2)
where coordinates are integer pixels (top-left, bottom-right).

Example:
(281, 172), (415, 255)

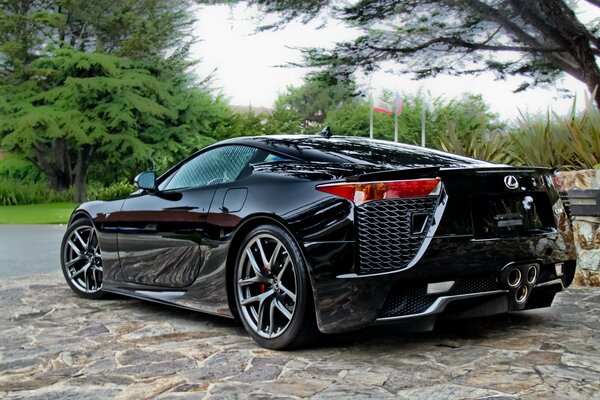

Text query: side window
(264, 153), (289, 162)
(164, 145), (258, 191)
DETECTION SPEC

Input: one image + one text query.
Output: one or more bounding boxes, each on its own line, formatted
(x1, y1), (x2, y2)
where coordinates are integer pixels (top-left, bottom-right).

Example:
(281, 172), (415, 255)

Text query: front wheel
(234, 224), (316, 349)
(60, 219), (105, 299)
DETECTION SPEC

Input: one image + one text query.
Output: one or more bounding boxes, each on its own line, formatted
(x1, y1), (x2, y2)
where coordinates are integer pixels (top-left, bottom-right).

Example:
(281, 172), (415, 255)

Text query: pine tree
(0, 0), (219, 201)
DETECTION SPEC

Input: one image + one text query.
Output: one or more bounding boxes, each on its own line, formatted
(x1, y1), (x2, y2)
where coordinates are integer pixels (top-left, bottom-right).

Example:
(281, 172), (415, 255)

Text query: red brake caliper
(260, 262), (269, 293)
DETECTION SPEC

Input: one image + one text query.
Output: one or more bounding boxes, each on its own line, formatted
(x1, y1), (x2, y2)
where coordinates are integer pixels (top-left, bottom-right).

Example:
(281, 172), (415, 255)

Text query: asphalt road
(0, 224), (65, 278)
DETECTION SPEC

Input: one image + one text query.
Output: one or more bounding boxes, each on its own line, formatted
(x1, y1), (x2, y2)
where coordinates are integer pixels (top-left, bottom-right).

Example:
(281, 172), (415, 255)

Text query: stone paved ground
(1, 273), (599, 400)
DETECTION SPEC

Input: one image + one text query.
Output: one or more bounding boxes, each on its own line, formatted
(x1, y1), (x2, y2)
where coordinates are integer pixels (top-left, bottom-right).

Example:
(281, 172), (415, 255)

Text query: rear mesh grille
(378, 276), (503, 318)
(378, 286), (433, 317)
(356, 198), (437, 274)
(450, 277), (502, 295)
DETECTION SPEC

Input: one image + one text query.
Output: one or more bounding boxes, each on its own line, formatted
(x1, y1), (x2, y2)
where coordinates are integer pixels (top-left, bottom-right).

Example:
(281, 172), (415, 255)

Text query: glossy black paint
(67, 136), (577, 333)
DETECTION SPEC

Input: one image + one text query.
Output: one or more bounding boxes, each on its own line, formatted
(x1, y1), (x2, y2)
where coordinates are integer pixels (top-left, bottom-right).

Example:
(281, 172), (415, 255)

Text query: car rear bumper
(302, 234), (576, 334)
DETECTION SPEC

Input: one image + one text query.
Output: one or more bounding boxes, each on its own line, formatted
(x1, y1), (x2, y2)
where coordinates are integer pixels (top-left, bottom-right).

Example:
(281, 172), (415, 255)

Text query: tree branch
(511, 0), (600, 54)
(458, 0), (582, 80)
(367, 36), (564, 54)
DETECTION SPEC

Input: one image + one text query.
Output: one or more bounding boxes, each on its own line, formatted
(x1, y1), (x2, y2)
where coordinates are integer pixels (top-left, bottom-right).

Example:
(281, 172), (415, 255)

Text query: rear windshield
(289, 138), (491, 168)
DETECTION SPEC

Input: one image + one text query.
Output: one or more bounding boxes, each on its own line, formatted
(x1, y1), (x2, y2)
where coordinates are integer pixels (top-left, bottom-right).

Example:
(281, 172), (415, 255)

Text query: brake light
(316, 178), (441, 205)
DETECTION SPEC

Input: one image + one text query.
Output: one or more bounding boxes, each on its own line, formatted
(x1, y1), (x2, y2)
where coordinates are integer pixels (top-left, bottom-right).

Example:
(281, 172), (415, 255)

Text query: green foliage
(324, 100), (372, 136)
(325, 92), (503, 147)
(558, 91), (600, 170)
(438, 125), (513, 165)
(0, 48), (228, 194)
(443, 93), (600, 170)
(0, 178), (137, 205)
(0, 0), (205, 201)
(253, 70), (358, 134)
(261, 104), (303, 134)
(508, 92), (600, 170)
(0, 152), (44, 182)
(510, 111), (572, 168)
(229, 109), (270, 137)
(0, 180), (74, 206)
(87, 181), (136, 201)
(0, 50), (166, 186)
(0, 0), (195, 75)
(276, 71), (357, 129)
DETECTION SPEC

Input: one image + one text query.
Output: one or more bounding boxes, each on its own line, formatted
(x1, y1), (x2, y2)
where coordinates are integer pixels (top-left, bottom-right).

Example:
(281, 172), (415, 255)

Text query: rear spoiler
(438, 166), (554, 175)
(346, 165), (556, 183)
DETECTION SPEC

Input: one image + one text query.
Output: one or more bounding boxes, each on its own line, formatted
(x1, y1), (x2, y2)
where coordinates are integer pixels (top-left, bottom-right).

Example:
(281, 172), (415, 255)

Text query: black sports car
(60, 135), (576, 349)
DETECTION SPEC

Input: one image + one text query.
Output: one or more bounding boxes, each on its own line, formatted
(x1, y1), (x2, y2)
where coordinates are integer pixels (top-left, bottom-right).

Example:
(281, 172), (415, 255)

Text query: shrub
(510, 111), (572, 168)
(0, 153), (45, 183)
(87, 180), (136, 201)
(0, 178), (136, 205)
(558, 90), (600, 169)
(437, 122), (514, 164)
(509, 91), (600, 170)
(0, 180), (74, 206)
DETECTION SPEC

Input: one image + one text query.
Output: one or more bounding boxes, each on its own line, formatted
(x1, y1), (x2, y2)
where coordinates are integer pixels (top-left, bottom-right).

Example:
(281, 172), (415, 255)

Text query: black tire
(234, 224), (316, 349)
(60, 218), (105, 300)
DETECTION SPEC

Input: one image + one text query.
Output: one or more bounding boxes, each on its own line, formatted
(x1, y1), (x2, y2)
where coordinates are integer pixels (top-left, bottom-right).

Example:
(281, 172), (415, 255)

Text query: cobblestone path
(1, 273), (599, 399)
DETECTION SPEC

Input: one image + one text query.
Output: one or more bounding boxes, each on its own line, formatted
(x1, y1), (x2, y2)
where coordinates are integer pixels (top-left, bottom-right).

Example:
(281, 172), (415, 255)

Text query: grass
(0, 202), (78, 224)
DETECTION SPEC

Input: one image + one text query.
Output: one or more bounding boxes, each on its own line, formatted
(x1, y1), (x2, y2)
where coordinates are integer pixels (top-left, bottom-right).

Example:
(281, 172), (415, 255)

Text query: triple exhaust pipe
(500, 264), (539, 310)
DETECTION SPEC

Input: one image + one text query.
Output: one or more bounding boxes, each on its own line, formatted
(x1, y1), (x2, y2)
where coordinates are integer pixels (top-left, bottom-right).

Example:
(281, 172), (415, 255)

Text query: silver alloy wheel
(236, 233), (297, 339)
(63, 225), (103, 293)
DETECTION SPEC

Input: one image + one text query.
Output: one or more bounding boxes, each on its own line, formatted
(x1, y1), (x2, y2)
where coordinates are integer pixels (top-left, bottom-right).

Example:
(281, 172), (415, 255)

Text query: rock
(116, 349), (184, 366)
(114, 376), (186, 400)
(396, 383), (510, 400)
(313, 383), (396, 399)
(459, 364), (542, 394)
(590, 271), (600, 286)
(231, 356), (288, 383)
(556, 169), (599, 191)
(255, 378), (333, 398)
(578, 250), (600, 271)
(116, 358), (196, 379)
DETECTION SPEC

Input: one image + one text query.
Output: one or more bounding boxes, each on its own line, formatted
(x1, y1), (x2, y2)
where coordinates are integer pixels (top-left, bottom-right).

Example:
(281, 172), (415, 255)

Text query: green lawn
(0, 202), (78, 224)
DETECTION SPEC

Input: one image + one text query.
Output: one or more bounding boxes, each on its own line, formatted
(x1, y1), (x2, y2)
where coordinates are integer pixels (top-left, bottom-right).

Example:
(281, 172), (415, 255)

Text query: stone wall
(556, 169), (600, 286)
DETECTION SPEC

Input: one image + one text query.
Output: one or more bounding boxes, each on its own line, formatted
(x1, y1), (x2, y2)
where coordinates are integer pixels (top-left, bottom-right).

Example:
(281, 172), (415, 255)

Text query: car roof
(218, 135), (490, 168)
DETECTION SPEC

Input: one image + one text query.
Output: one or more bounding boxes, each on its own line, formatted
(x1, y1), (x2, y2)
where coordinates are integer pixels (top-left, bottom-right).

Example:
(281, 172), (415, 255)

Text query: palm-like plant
(559, 89), (600, 170)
(438, 122), (514, 164)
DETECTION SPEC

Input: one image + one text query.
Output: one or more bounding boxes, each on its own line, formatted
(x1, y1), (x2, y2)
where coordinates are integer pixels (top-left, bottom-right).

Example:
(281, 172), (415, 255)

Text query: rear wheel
(234, 224), (316, 349)
(60, 219), (105, 299)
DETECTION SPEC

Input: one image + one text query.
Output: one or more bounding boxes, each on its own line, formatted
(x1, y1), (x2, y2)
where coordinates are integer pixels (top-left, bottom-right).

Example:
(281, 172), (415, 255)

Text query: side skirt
(102, 284), (235, 319)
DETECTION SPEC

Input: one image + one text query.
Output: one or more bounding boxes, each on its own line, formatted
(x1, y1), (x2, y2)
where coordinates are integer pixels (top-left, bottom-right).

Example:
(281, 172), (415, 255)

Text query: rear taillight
(316, 178), (441, 205)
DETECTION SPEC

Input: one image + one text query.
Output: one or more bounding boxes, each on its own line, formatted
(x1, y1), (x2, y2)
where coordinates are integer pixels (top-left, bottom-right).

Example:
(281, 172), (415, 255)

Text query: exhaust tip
(507, 268), (522, 287)
(526, 265), (538, 284)
(515, 285), (529, 303)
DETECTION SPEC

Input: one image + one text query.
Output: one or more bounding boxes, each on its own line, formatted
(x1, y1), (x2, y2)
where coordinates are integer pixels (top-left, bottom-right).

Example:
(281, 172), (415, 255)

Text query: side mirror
(134, 171), (158, 192)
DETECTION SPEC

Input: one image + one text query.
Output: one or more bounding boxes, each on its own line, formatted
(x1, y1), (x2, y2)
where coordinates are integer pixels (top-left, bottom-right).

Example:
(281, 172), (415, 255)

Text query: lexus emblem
(504, 175), (519, 190)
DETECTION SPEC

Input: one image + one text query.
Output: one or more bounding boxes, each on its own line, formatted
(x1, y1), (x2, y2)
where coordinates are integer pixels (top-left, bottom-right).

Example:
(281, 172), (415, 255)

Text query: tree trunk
(532, 0), (600, 108)
(32, 140), (73, 191)
(73, 145), (93, 203)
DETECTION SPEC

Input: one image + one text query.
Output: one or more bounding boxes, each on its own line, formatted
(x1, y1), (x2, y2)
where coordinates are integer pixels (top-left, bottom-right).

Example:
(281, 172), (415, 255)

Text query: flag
(372, 98), (393, 114)
(395, 93), (403, 116)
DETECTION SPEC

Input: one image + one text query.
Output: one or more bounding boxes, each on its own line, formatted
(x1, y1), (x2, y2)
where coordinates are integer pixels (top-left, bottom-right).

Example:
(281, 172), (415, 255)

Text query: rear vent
(356, 197), (437, 274)
(378, 276), (502, 318)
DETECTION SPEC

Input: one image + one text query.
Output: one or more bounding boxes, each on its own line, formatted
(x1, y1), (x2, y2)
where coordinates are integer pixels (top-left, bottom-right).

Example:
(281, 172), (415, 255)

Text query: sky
(191, 3), (597, 121)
